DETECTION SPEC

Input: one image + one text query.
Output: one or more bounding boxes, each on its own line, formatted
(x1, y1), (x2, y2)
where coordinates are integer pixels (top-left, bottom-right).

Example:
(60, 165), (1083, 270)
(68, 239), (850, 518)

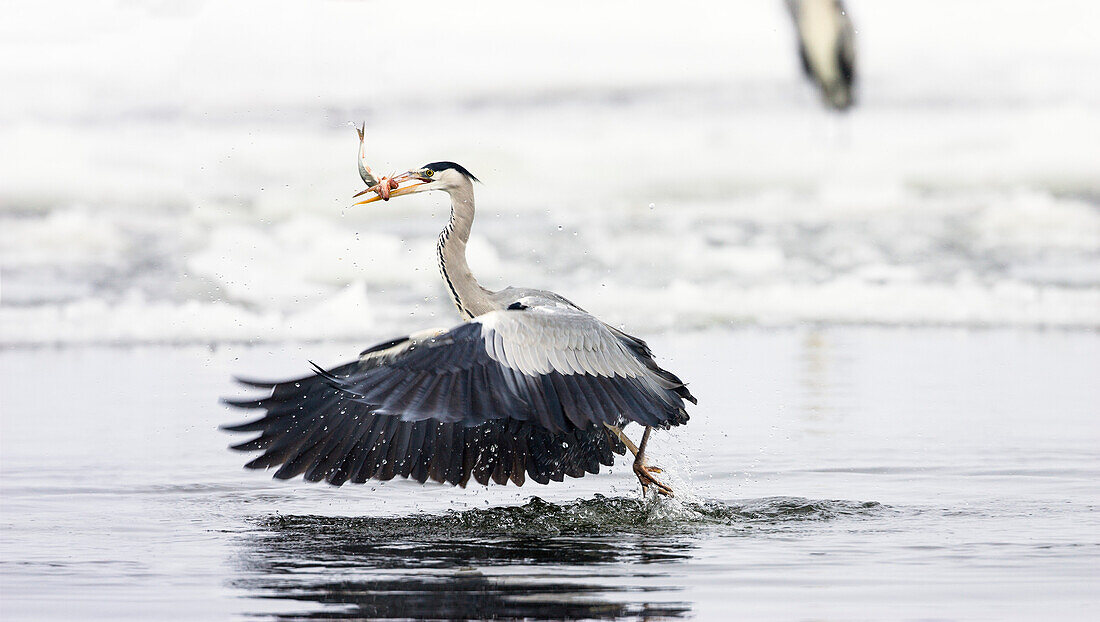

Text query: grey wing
(221, 304), (693, 486)
(473, 303), (694, 429)
(222, 365), (626, 487)
(491, 289), (696, 407)
(316, 305), (690, 431)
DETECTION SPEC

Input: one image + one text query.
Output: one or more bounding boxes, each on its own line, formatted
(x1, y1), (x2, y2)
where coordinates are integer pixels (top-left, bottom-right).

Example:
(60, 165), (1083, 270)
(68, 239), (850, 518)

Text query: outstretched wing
(222, 304), (693, 486)
(223, 366), (627, 487)
(317, 305), (691, 432)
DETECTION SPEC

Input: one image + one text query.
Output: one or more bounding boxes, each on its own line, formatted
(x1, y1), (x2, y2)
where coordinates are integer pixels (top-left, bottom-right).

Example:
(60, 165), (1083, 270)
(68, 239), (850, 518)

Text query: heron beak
(352, 172), (429, 205)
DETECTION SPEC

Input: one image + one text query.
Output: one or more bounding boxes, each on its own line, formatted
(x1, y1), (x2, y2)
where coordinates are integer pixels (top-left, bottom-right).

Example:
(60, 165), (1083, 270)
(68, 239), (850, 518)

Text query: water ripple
(254, 495), (885, 539)
(227, 496), (884, 620)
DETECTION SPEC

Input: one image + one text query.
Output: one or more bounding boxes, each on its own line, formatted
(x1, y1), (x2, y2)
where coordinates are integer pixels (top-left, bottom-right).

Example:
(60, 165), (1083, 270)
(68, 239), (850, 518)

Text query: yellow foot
(633, 459), (674, 497)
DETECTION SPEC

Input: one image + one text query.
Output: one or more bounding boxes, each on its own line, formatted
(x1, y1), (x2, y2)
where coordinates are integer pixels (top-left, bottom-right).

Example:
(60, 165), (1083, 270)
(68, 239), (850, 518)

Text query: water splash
(233, 495), (882, 619)
(258, 494), (885, 538)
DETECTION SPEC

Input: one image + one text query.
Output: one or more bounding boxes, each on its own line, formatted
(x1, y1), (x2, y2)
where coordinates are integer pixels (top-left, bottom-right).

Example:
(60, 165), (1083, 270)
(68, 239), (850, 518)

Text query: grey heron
(787, 0), (857, 111)
(223, 160), (695, 497)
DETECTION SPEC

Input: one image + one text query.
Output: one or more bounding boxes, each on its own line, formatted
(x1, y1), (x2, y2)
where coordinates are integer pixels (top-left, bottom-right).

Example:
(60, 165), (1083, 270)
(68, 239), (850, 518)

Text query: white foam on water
(2, 0), (1099, 345)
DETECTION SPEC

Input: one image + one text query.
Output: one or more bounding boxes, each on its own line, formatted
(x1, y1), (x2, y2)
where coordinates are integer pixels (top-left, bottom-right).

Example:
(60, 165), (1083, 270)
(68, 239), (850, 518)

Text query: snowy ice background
(2, 0), (1099, 345)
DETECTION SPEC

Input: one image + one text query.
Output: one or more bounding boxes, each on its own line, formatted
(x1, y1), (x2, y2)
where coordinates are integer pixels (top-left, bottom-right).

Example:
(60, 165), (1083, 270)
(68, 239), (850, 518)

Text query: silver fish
(356, 122), (380, 187)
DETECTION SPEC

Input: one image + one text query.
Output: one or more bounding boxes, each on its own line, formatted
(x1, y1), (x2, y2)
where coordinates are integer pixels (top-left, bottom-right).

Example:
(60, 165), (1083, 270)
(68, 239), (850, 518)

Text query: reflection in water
(798, 329), (852, 432)
(257, 577), (683, 620)
(233, 541), (690, 619)
(230, 495), (882, 620)
(800, 329), (830, 420)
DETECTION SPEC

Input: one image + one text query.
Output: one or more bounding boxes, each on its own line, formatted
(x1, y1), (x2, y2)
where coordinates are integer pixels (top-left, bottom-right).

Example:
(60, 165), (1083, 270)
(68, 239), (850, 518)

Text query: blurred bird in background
(787, 0), (857, 110)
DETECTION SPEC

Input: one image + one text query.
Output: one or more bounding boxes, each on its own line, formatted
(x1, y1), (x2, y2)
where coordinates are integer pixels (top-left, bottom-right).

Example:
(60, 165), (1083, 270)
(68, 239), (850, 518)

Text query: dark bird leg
(607, 424), (673, 497)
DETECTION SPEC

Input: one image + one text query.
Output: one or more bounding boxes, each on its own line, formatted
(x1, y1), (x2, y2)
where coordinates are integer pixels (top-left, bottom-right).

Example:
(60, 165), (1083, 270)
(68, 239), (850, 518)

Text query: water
(3, 328), (1098, 620)
(3, 0), (1100, 619)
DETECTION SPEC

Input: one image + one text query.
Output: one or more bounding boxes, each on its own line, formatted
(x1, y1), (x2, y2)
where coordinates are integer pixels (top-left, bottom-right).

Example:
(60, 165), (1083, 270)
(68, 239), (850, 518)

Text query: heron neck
(437, 181), (493, 319)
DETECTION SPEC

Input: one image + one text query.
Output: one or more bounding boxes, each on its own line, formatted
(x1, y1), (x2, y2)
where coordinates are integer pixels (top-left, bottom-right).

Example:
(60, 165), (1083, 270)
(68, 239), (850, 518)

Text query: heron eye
(423, 169), (434, 178)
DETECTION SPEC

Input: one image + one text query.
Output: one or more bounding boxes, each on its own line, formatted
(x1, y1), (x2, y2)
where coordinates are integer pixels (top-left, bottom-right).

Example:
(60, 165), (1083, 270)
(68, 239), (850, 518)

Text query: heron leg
(605, 424), (640, 456)
(606, 424), (673, 497)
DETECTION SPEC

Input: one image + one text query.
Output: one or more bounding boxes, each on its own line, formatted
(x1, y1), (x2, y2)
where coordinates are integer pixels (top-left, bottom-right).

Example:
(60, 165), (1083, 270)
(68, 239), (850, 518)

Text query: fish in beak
(350, 126), (432, 205)
(352, 171), (431, 205)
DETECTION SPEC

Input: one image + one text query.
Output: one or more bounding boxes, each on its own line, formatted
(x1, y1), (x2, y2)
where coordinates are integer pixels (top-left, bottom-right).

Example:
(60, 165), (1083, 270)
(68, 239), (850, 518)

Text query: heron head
(354, 161), (479, 205)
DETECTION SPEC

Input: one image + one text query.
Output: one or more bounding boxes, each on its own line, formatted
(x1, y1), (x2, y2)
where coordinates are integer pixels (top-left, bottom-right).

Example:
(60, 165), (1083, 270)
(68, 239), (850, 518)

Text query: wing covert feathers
(223, 308), (693, 487)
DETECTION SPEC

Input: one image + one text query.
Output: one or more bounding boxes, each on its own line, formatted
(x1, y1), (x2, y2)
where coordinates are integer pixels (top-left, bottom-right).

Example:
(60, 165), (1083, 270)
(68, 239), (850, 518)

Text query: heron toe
(633, 458), (674, 497)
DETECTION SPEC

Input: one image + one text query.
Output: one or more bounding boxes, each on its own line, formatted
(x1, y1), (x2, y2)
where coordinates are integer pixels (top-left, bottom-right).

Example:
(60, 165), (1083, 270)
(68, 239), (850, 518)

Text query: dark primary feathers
(223, 365), (626, 487)
(222, 312), (693, 487)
